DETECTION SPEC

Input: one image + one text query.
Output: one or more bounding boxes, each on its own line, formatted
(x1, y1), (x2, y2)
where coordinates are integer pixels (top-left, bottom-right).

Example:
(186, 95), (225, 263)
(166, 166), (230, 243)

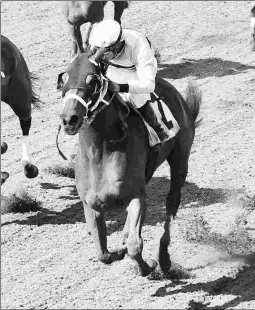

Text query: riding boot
(138, 101), (173, 144)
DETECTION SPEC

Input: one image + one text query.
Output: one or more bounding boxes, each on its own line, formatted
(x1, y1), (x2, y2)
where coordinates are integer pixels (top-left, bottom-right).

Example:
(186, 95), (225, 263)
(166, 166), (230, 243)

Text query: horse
(57, 51), (201, 277)
(1, 35), (40, 185)
(250, 5), (255, 51)
(62, 1), (129, 58)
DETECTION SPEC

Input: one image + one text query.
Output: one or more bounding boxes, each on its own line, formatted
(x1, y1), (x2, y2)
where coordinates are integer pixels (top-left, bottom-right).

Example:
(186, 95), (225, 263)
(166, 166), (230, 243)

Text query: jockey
(88, 19), (173, 144)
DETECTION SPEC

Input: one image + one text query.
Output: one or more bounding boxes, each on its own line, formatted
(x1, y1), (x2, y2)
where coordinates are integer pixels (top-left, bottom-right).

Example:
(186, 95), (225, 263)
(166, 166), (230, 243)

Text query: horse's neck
(79, 98), (119, 152)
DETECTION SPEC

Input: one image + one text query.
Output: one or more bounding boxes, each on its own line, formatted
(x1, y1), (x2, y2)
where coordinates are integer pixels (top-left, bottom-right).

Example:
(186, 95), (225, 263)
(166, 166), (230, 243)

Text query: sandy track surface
(1, 1), (255, 309)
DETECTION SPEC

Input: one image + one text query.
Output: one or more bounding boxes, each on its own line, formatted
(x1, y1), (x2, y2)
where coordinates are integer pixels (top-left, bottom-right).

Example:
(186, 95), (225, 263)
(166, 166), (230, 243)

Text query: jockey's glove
(108, 80), (129, 93)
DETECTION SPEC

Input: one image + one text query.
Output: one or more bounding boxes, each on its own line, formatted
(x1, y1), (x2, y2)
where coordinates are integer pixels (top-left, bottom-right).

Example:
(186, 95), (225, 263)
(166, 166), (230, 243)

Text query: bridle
(62, 72), (115, 124)
(57, 71), (116, 160)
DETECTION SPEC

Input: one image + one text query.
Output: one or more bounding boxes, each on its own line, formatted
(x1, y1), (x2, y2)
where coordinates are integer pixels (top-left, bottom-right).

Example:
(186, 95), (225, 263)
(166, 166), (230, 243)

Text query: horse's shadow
(1, 177), (249, 230)
(158, 57), (255, 80)
(151, 252), (255, 310)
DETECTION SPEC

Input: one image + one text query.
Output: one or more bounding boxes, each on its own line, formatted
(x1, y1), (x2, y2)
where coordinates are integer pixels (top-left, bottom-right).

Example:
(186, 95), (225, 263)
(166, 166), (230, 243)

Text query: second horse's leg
(67, 23), (84, 59)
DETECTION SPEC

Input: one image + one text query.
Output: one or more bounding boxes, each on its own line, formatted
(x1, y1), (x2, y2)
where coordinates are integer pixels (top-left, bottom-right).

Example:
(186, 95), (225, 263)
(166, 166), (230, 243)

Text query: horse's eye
(86, 75), (96, 88)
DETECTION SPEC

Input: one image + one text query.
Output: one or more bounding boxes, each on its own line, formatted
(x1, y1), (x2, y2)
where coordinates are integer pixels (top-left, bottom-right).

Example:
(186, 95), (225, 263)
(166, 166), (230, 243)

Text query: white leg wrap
(21, 135), (32, 166)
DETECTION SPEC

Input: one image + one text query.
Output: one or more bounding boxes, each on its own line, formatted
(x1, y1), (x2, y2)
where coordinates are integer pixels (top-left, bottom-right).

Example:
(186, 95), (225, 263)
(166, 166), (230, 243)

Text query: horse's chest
(85, 153), (128, 205)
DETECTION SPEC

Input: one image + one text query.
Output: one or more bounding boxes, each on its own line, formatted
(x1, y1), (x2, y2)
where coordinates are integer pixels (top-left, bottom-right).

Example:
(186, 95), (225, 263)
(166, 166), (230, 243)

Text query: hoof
(1, 142), (8, 155)
(24, 164), (39, 179)
(1, 172), (9, 185)
(139, 259), (158, 277)
(98, 252), (112, 264)
(156, 251), (172, 274)
(146, 258), (158, 270)
(116, 245), (128, 259)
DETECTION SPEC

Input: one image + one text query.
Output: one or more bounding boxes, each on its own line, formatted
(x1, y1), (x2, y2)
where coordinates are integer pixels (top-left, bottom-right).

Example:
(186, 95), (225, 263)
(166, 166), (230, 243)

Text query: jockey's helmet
(90, 20), (124, 49)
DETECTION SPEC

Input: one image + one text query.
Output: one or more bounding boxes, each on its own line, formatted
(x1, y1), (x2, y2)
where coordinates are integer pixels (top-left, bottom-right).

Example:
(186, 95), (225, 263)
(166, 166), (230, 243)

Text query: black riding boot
(138, 101), (172, 144)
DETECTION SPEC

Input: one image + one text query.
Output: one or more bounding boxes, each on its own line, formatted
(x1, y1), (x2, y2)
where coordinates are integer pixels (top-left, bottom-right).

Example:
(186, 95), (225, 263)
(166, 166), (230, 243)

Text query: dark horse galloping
(1, 35), (39, 185)
(62, 1), (129, 58)
(57, 51), (201, 276)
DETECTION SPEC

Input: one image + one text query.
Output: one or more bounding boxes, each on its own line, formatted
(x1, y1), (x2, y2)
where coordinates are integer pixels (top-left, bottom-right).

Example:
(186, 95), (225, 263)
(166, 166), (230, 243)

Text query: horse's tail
(30, 72), (42, 109)
(185, 80), (202, 127)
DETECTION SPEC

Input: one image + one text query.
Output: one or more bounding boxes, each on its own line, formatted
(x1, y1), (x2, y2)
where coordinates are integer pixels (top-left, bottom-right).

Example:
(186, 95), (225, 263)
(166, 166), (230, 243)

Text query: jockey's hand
(108, 81), (120, 92)
(108, 81), (129, 93)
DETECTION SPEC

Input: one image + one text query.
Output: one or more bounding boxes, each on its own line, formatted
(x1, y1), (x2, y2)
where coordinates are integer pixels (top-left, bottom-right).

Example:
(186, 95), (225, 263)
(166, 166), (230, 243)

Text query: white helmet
(90, 20), (124, 48)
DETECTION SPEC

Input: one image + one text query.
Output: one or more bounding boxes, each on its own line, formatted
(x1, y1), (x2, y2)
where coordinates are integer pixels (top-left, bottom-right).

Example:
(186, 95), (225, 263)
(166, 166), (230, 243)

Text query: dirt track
(1, 1), (255, 309)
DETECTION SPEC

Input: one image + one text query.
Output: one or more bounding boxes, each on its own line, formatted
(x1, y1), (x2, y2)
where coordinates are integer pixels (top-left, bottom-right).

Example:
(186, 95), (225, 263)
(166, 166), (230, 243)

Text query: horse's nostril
(69, 115), (79, 126)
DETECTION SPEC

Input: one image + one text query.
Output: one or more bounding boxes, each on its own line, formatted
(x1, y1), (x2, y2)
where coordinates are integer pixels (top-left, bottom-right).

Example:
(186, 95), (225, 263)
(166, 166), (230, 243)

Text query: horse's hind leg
(126, 196), (157, 276)
(67, 23), (84, 58)
(83, 23), (93, 50)
(112, 1), (126, 24)
(157, 145), (190, 273)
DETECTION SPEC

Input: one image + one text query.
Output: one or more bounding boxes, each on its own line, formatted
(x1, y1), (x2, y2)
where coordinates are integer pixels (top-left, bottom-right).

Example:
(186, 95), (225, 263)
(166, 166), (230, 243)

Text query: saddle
(114, 92), (180, 147)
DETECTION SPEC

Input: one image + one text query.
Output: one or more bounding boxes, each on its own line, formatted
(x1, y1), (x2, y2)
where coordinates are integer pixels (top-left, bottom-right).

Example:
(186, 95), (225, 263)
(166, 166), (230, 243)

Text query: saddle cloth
(144, 93), (180, 146)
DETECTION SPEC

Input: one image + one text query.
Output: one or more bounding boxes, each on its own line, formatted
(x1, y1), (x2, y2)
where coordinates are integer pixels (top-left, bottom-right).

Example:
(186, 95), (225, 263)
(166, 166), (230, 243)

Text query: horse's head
(57, 49), (107, 135)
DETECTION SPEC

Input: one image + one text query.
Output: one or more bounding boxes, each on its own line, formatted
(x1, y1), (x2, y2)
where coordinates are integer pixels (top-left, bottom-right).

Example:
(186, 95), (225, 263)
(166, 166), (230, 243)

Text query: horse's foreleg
(117, 207), (130, 256)
(83, 201), (112, 263)
(20, 118), (38, 179)
(127, 196), (157, 276)
(157, 148), (189, 273)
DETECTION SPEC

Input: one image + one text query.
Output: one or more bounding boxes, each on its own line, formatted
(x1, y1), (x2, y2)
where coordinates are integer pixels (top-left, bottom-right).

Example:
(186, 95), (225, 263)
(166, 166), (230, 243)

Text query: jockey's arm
(128, 34), (157, 94)
(107, 34), (157, 94)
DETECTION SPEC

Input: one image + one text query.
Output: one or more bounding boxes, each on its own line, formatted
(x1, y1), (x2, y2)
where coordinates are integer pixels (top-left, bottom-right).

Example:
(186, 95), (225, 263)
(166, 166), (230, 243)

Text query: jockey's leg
(118, 92), (174, 144)
(136, 96), (174, 144)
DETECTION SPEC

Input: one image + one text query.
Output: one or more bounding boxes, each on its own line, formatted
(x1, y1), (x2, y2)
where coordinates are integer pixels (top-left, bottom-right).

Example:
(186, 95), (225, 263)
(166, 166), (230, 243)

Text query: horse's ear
(57, 72), (69, 91)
